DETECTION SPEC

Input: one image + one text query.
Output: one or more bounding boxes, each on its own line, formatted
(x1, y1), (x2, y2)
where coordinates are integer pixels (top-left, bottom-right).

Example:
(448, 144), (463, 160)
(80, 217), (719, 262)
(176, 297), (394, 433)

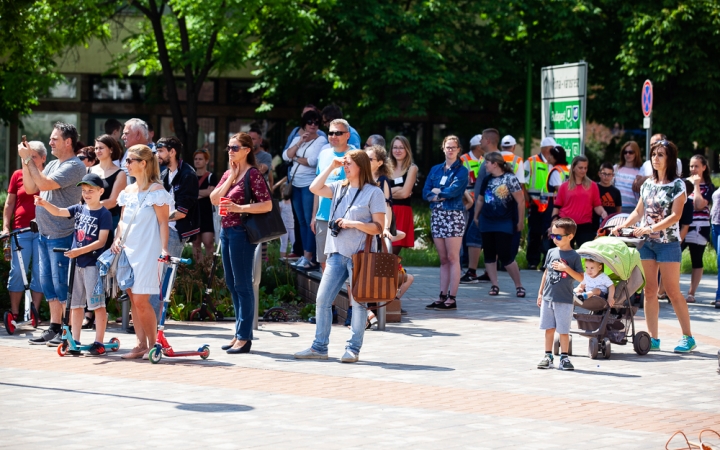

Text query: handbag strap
(287, 137), (317, 185)
(198, 171), (211, 187)
(330, 185), (363, 222)
(119, 184), (156, 245)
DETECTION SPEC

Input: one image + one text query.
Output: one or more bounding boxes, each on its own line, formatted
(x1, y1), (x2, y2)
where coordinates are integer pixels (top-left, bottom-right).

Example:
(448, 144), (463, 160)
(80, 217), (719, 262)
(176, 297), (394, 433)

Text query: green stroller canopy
(577, 237), (646, 287)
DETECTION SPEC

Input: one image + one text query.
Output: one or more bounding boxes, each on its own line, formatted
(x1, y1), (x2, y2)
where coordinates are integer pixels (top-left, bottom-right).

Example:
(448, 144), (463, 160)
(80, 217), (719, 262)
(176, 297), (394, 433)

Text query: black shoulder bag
(242, 168), (287, 244)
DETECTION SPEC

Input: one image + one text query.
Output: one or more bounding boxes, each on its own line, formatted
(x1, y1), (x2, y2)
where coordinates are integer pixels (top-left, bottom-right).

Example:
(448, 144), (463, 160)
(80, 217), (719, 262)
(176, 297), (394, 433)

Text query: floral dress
(640, 179), (686, 243)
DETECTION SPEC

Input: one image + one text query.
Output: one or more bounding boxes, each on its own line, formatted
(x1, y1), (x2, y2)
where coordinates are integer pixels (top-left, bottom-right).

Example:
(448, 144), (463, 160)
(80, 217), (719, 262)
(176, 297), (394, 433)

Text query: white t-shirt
(583, 272), (614, 295)
(639, 159), (682, 177)
(282, 135), (328, 187)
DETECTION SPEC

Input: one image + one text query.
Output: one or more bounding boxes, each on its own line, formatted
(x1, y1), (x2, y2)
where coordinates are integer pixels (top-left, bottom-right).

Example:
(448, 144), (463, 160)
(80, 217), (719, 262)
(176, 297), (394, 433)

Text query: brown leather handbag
(351, 235), (401, 303)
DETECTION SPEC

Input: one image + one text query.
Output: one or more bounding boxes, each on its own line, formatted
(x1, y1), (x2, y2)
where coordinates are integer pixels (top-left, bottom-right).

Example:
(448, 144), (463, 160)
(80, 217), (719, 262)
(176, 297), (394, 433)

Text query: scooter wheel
(109, 337), (120, 351)
(215, 310), (224, 321)
(149, 346), (162, 364)
(200, 345), (210, 360)
(189, 311), (199, 321)
(57, 342), (68, 357)
(30, 303), (40, 328)
(3, 312), (15, 335)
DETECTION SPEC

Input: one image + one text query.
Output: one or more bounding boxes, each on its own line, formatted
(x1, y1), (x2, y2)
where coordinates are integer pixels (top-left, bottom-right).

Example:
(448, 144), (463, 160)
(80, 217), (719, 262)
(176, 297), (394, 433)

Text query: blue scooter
(52, 247), (121, 356)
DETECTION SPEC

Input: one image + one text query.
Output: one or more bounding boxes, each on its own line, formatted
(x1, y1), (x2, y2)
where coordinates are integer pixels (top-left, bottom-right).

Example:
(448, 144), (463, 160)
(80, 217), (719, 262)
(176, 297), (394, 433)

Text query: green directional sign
(553, 136), (582, 160)
(549, 100), (581, 131)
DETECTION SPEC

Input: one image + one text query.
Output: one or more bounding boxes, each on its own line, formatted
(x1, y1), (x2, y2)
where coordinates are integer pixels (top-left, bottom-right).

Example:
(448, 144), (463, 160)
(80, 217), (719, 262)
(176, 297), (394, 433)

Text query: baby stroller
(567, 236), (651, 359)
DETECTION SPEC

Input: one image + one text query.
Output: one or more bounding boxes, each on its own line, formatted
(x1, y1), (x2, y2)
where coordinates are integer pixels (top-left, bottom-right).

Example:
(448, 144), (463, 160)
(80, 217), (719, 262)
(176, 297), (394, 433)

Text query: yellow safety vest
(547, 164), (570, 196)
(526, 154), (551, 212)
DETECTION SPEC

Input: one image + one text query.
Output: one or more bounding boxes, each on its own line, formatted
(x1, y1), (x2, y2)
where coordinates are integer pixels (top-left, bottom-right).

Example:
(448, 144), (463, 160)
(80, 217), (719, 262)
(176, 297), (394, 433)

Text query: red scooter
(148, 255), (210, 364)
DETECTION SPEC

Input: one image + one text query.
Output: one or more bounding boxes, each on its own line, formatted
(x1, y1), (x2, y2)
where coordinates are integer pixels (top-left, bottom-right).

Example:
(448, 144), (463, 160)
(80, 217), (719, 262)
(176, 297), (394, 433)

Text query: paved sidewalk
(1, 267), (719, 449)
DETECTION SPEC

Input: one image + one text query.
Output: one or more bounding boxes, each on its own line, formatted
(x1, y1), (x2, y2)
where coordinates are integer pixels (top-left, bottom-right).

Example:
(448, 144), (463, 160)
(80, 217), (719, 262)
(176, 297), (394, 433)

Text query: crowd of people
(3, 110), (717, 365)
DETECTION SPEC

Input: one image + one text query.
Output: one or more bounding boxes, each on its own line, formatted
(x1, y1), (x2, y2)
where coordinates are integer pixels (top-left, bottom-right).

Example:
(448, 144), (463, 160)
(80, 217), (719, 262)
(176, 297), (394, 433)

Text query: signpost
(541, 62), (588, 159)
(642, 80), (653, 160)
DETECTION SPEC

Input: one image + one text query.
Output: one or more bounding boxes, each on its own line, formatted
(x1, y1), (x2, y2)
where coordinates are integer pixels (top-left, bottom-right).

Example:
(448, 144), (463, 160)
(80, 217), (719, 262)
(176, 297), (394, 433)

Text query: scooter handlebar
(0, 226), (33, 241)
(158, 255), (192, 265)
(53, 248), (70, 253)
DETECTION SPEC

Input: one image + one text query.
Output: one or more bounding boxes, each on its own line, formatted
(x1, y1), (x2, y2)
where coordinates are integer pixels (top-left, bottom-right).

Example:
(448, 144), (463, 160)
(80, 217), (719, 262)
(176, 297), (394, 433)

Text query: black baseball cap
(77, 173), (108, 189)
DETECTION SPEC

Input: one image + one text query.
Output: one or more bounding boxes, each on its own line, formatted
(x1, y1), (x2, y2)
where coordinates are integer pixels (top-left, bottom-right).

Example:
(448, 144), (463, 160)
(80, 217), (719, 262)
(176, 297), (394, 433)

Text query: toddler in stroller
(574, 258), (615, 305)
(564, 237), (653, 359)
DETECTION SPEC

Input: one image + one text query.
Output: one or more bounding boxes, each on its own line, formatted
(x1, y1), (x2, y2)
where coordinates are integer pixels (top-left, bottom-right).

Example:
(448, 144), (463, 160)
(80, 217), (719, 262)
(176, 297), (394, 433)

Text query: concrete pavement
(1, 267), (719, 449)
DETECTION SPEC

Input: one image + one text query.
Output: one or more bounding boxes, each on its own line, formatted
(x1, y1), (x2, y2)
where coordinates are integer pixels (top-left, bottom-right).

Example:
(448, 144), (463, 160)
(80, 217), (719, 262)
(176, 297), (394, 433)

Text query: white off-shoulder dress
(117, 187), (173, 295)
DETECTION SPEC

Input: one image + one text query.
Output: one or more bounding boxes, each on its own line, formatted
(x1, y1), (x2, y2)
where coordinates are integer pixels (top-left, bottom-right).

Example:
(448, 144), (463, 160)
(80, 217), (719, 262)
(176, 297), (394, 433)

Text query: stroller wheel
(602, 338), (612, 359)
(633, 331), (651, 355)
(588, 337), (599, 359)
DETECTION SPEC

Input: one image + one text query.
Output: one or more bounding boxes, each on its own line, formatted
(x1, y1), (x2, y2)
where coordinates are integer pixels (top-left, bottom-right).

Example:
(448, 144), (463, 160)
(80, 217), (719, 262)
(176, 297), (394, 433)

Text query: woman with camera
(294, 150), (386, 363)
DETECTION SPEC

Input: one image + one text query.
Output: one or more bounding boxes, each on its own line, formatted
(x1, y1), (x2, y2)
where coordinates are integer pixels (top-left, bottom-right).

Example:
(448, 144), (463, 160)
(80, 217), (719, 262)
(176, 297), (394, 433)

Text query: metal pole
(251, 243), (262, 331)
(122, 301), (130, 331)
(376, 235), (393, 332)
(645, 116), (652, 162)
(525, 58), (532, 159)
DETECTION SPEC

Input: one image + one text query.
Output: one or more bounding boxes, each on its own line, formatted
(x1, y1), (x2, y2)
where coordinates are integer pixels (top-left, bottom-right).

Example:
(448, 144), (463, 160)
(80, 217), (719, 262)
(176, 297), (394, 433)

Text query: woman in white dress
(112, 144), (171, 360)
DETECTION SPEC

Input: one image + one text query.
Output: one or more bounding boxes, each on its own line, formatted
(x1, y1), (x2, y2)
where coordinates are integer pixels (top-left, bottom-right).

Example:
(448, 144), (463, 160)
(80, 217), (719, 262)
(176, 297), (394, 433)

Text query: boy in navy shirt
(35, 173), (113, 355)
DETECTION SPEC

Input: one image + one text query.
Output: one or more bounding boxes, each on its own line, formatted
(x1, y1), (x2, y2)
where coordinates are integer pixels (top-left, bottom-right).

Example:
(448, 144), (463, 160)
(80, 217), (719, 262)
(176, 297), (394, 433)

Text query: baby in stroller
(574, 258), (615, 306)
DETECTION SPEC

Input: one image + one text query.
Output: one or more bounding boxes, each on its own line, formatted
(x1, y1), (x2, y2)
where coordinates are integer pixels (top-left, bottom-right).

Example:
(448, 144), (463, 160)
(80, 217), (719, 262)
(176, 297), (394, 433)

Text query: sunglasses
(77, 155), (88, 161)
(549, 233), (569, 240)
(304, 120), (320, 126)
(623, 150), (634, 155)
(125, 157), (142, 165)
(226, 145), (250, 153)
(327, 131), (347, 137)
(652, 139), (670, 147)
(156, 142), (174, 151)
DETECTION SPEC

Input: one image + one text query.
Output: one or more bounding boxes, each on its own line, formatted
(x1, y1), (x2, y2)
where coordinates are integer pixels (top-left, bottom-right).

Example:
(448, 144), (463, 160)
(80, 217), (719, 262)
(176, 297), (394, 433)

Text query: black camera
(329, 219), (342, 237)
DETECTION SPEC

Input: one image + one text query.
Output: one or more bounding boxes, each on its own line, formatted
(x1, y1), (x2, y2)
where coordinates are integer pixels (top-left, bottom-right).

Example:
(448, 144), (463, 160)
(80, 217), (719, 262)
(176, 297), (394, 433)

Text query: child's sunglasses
(549, 233), (568, 240)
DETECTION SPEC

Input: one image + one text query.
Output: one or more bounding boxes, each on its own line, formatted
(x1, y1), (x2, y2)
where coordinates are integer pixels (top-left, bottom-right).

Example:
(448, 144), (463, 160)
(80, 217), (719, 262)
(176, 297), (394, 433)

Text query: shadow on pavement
(572, 369), (641, 378)
(0, 382), (254, 412)
(356, 360), (454, 372)
(382, 326), (460, 338)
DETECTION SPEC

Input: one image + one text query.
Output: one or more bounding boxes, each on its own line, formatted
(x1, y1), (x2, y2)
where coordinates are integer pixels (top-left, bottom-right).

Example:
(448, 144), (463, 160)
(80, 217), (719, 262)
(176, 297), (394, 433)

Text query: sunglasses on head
(327, 131), (347, 137)
(549, 233), (568, 240)
(652, 139), (670, 147)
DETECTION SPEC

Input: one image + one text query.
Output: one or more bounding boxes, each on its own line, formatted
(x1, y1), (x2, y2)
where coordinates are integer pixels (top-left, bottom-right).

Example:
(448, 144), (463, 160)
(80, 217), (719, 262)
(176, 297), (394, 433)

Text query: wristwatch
(22, 156), (32, 165)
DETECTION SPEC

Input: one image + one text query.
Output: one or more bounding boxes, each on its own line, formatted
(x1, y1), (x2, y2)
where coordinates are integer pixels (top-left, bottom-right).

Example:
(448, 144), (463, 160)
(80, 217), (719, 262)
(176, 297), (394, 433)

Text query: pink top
(218, 167), (271, 228)
(555, 181), (602, 225)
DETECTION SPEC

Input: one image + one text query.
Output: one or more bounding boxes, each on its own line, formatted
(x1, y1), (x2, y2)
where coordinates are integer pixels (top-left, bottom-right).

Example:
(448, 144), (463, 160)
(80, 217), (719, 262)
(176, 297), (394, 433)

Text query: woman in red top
(551, 155), (608, 248)
(210, 132), (272, 354)
(2, 141), (47, 321)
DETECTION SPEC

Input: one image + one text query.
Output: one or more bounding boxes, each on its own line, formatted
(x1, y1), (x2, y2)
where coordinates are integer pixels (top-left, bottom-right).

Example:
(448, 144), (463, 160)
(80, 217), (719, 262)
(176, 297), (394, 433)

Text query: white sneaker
(341, 350), (359, 363)
(294, 347), (328, 360)
(292, 256), (307, 267)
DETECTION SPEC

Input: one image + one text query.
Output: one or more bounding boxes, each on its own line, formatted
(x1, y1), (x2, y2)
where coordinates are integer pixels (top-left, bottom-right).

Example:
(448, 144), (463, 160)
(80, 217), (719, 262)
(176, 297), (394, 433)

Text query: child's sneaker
(558, 356), (574, 371)
(673, 335), (696, 353)
(68, 342), (82, 356)
(537, 353), (554, 369)
(650, 337), (661, 351)
(88, 342), (106, 356)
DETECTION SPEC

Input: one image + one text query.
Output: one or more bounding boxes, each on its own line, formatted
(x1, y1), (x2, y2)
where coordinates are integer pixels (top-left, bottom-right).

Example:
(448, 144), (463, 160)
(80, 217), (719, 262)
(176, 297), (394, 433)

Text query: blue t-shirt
(67, 204), (113, 268)
(315, 148), (348, 221)
(479, 173), (522, 233)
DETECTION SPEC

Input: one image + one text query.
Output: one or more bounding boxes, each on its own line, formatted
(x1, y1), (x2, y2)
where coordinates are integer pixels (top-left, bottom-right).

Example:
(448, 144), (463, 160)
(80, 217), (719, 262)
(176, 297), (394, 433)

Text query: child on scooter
(34, 173), (113, 355)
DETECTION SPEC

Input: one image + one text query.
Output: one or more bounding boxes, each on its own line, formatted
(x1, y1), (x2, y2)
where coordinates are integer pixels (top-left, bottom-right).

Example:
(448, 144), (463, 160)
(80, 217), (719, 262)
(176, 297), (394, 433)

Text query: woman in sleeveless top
(388, 136), (418, 255)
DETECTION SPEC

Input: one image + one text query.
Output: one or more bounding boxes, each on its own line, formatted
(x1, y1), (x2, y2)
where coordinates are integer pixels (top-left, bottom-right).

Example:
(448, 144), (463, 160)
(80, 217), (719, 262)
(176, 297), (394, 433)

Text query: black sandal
(489, 286), (500, 296)
(516, 287), (526, 298)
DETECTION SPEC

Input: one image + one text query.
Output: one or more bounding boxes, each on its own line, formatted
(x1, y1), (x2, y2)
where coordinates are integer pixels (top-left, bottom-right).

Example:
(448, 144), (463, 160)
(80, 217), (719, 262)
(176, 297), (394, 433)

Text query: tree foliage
(0, 0), (114, 123)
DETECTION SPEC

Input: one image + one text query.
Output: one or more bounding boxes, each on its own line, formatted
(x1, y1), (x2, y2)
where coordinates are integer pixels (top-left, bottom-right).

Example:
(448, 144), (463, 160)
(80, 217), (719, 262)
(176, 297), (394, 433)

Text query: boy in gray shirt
(536, 217), (584, 371)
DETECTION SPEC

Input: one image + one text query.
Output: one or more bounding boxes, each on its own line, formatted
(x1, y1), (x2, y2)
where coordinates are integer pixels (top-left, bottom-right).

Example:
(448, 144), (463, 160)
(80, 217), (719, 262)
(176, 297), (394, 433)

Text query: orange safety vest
(526, 154), (551, 212)
(546, 164), (570, 196)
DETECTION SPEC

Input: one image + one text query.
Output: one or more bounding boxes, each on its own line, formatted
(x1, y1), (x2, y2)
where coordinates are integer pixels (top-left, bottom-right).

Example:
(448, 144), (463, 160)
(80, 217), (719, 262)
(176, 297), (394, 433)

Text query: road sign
(541, 62), (588, 159)
(642, 80), (653, 118)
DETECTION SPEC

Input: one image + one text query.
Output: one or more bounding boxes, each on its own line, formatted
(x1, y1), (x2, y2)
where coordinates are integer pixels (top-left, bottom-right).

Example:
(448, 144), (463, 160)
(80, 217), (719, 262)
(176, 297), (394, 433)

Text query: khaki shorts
(70, 265), (106, 311)
(315, 220), (329, 263)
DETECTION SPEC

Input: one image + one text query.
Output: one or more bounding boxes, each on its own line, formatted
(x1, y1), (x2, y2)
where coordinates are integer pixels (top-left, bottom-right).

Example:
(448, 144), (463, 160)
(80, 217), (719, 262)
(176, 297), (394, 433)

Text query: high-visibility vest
(461, 153), (483, 201)
(502, 152), (523, 178)
(526, 154), (551, 212)
(547, 164), (570, 196)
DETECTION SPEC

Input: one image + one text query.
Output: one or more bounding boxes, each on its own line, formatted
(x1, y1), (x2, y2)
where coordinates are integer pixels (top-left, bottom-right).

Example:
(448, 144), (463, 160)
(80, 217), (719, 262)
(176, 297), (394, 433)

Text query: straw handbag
(351, 235), (401, 303)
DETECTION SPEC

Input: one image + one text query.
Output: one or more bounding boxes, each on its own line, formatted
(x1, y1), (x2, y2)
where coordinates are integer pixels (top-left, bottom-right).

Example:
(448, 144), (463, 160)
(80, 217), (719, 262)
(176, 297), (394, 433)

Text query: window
(226, 118), (285, 155)
(160, 117), (216, 152)
(164, 80), (216, 103)
(42, 75), (79, 101)
(18, 112), (80, 162)
(227, 81), (262, 105)
(88, 115), (150, 143)
(90, 76), (147, 102)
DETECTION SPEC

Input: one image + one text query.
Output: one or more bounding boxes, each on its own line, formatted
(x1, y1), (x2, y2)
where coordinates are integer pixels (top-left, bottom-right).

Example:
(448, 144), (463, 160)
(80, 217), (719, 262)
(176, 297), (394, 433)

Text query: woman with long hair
(90, 135), (126, 231)
(211, 133), (273, 354)
(192, 149), (217, 263)
(551, 155), (607, 248)
(613, 139), (695, 353)
(683, 155), (715, 303)
(614, 141), (643, 214)
(388, 136), (418, 255)
(295, 150), (385, 363)
(112, 145), (171, 360)
(423, 136), (468, 310)
(473, 152), (525, 297)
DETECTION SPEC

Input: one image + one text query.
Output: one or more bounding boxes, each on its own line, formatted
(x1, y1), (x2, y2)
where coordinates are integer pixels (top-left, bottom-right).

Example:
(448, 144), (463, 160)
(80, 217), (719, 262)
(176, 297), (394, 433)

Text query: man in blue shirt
(321, 104), (361, 149)
(311, 118), (355, 271)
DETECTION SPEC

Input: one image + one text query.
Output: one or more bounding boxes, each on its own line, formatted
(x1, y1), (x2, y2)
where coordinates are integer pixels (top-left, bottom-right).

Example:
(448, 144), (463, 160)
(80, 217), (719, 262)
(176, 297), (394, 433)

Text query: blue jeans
(291, 185), (315, 256)
(221, 225), (257, 341)
(37, 233), (73, 302)
(7, 230), (42, 293)
(312, 253), (368, 355)
(150, 228), (186, 321)
(713, 224), (720, 300)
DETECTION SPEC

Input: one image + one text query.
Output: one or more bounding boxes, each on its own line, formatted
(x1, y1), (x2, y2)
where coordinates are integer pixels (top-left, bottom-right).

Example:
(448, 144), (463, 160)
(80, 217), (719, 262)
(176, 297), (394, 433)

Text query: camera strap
(330, 184), (363, 222)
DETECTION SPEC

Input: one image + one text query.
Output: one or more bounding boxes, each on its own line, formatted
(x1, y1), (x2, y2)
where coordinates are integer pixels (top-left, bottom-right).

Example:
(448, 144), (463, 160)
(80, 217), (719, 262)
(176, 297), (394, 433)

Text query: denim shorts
(638, 240), (682, 263)
(465, 219), (483, 248)
(37, 233), (74, 302)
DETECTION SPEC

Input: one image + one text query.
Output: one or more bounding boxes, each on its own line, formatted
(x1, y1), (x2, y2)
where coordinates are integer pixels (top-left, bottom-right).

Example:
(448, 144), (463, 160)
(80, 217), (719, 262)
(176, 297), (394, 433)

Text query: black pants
(482, 231), (515, 266)
(526, 204), (545, 266)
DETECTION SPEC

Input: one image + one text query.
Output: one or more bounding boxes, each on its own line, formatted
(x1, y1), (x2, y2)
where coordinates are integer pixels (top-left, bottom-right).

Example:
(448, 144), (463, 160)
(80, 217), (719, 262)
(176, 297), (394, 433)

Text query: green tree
(0, 0), (114, 123)
(114, 0), (265, 158)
